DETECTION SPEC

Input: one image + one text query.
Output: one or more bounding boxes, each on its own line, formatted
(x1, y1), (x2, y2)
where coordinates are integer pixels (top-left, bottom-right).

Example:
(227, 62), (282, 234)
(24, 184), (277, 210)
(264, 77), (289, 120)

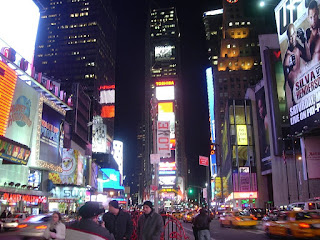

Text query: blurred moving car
(2, 213), (28, 231)
(219, 211), (257, 228)
(172, 211), (183, 220)
(17, 214), (52, 239)
(183, 211), (196, 223)
(264, 211), (320, 239)
(288, 200), (320, 211)
(249, 208), (266, 220)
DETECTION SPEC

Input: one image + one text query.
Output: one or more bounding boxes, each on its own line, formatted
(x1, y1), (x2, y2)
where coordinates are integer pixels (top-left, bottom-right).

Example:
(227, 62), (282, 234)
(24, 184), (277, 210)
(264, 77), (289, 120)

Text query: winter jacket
(103, 209), (133, 240)
(193, 213), (211, 230)
(44, 221), (66, 240)
(68, 218), (115, 240)
(137, 211), (164, 240)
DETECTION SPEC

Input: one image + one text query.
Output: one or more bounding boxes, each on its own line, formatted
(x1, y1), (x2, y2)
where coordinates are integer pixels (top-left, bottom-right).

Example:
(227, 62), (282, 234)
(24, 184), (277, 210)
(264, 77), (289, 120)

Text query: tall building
(34, 0), (116, 100)
(204, 0), (263, 185)
(141, 5), (187, 204)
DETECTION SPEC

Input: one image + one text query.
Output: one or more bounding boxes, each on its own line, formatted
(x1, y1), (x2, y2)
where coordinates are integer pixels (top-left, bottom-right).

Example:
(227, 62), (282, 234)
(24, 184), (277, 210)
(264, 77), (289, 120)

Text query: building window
(229, 22), (233, 26)
(227, 44), (231, 48)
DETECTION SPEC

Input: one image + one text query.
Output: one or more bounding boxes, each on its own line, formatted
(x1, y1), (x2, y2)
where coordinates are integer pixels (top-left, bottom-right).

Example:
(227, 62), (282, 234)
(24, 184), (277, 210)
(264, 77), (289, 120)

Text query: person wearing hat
(137, 201), (164, 240)
(66, 201), (114, 240)
(102, 200), (133, 240)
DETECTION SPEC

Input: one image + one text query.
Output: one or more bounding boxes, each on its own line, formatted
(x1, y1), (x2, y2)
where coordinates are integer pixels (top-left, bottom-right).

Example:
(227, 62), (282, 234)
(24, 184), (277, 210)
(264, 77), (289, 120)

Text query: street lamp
(259, 1), (265, 7)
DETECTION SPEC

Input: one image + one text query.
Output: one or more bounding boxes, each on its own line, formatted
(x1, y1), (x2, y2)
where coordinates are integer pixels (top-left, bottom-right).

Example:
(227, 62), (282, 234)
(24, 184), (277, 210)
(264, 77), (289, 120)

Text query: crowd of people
(29, 200), (165, 240)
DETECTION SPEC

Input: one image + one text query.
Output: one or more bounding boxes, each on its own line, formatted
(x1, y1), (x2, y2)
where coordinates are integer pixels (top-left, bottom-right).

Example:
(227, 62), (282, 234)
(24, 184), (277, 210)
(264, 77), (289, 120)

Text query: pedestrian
(0, 210), (7, 218)
(193, 208), (211, 240)
(44, 211), (66, 240)
(67, 201), (115, 240)
(137, 201), (164, 240)
(103, 200), (133, 240)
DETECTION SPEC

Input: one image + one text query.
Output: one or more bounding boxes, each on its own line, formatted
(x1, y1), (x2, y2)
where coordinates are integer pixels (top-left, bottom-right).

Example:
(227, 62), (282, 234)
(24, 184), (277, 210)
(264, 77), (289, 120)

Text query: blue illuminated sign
(159, 170), (176, 175)
(101, 168), (124, 190)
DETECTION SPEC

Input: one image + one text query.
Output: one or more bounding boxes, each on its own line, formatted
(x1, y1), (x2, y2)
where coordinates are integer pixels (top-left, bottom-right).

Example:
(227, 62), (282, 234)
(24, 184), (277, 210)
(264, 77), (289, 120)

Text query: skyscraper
(140, 5), (187, 203)
(204, 0), (263, 171)
(34, 0), (116, 100)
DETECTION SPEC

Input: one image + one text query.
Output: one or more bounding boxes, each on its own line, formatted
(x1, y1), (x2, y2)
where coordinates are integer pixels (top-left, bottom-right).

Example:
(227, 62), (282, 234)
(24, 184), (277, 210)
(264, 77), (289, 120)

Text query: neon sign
(155, 80), (175, 86)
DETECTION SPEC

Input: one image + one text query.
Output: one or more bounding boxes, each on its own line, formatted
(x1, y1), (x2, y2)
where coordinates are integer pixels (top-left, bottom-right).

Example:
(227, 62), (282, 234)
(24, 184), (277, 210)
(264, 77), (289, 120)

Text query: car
(183, 211), (196, 223)
(17, 214), (52, 239)
(288, 200), (320, 211)
(219, 211), (258, 228)
(265, 211), (320, 239)
(172, 211), (183, 220)
(248, 208), (266, 220)
(2, 213), (28, 231)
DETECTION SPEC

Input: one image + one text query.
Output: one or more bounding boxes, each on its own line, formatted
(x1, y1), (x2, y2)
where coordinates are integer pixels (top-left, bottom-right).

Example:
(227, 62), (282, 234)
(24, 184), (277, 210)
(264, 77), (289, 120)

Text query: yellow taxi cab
(183, 211), (197, 223)
(172, 211), (183, 220)
(219, 211), (258, 228)
(265, 211), (320, 239)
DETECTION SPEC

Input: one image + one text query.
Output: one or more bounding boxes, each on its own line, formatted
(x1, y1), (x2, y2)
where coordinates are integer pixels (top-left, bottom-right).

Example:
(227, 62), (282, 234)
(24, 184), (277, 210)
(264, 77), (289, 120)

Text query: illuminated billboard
(156, 86), (175, 101)
(159, 162), (176, 171)
(275, 0), (320, 133)
(0, 0), (39, 64)
(92, 116), (107, 153)
(39, 103), (64, 166)
(100, 168), (124, 190)
(236, 125), (248, 145)
(113, 140), (123, 180)
(5, 79), (39, 147)
(159, 176), (176, 186)
(158, 112), (175, 139)
(0, 61), (17, 136)
(155, 80), (175, 86)
(158, 102), (174, 113)
(157, 121), (171, 157)
(100, 85), (115, 104)
(49, 149), (84, 185)
(155, 46), (174, 61)
(101, 105), (115, 118)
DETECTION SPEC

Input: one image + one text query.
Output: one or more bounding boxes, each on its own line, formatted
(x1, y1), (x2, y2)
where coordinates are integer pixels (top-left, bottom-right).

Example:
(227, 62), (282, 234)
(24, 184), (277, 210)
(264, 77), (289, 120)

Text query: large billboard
(155, 46), (174, 61)
(0, 0), (39, 64)
(255, 87), (272, 174)
(5, 79), (39, 147)
(157, 121), (171, 157)
(275, 0), (320, 133)
(40, 103), (64, 165)
(92, 116), (107, 153)
(113, 140), (123, 180)
(156, 86), (175, 101)
(48, 149), (84, 185)
(100, 85), (115, 104)
(100, 168), (124, 190)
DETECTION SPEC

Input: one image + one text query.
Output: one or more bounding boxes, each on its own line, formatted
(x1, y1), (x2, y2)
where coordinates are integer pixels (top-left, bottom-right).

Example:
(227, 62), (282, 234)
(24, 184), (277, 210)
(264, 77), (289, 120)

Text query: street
(181, 219), (267, 240)
(0, 219), (267, 240)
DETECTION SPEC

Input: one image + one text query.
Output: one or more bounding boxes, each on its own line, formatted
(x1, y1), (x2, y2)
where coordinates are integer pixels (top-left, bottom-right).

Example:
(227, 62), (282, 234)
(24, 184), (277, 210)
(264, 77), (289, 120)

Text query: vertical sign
(199, 156), (209, 166)
(157, 121), (170, 157)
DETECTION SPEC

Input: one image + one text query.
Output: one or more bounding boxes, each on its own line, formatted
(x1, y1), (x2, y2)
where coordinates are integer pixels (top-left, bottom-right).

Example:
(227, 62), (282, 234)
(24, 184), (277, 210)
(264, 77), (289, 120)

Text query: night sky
(112, 0), (277, 187)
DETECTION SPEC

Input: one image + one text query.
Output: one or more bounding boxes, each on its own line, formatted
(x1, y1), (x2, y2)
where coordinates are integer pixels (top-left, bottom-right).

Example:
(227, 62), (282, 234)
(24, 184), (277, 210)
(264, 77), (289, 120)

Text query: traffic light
(188, 188), (193, 194)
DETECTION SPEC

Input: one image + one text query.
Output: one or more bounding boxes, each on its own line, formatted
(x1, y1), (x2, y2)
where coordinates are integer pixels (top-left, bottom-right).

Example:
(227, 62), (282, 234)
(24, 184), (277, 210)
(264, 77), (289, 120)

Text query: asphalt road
(0, 219), (268, 240)
(181, 218), (268, 240)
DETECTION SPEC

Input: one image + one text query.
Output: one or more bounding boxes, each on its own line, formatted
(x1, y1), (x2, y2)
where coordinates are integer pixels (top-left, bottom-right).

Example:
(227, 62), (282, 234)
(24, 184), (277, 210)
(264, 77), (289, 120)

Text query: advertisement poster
(157, 121), (171, 157)
(0, 136), (31, 165)
(304, 136), (320, 179)
(275, 0), (320, 133)
(40, 103), (64, 165)
(100, 168), (124, 190)
(92, 116), (107, 153)
(5, 79), (39, 147)
(255, 87), (271, 173)
(49, 149), (84, 185)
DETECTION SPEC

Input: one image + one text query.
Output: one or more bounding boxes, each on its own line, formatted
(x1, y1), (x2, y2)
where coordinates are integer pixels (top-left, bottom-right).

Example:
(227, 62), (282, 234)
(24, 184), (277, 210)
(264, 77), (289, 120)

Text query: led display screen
(113, 140), (123, 179)
(159, 162), (176, 171)
(155, 80), (175, 86)
(0, 0), (39, 64)
(156, 86), (175, 101)
(92, 116), (107, 153)
(100, 89), (115, 104)
(159, 170), (176, 175)
(101, 105), (115, 118)
(275, 0), (320, 133)
(155, 46), (174, 61)
(100, 168), (124, 190)
(158, 102), (174, 113)
(159, 176), (176, 186)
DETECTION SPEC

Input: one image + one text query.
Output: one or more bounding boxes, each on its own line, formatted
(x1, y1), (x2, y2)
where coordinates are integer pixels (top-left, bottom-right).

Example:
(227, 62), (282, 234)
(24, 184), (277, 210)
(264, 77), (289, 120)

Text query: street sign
(199, 156), (209, 166)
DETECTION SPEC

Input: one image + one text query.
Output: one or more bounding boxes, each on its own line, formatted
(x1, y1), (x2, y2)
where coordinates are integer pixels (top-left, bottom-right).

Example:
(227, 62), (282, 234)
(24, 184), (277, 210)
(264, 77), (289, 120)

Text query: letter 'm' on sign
(157, 121), (171, 158)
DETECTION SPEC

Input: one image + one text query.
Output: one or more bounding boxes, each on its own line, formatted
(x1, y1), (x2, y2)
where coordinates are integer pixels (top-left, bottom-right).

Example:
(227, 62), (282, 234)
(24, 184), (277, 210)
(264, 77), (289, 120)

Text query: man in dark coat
(103, 200), (133, 240)
(193, 208), (211, 240)
(68, 201), (115, 240)
(137, 201), (164, 240)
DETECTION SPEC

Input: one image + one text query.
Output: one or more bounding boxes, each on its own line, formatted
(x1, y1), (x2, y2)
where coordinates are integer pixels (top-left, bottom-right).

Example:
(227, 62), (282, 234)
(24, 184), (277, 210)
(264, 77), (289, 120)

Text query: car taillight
(235, 217), (241, 221)
(299, 223), (310, 229)
(18, 224), (28, 228)
(252, 217), (258, 220)
(35, 225), (47, 230)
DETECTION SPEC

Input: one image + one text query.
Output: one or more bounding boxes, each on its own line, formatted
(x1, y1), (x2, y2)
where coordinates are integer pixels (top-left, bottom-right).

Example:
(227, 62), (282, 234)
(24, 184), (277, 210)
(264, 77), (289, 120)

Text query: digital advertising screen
(155, 45), (174, 61)
(113, 140), (123, 179)
(159, 162), (176, 171)
(156, 86), (175, 101)
(158, 112), (175, 139)
(100, 168), (124, 190)
(159, 176), (176, 186)
(0, 0), (40, 64)
(101, 105), (115, 118)
(275, 0), (320, 133)
(39, 103), (64, 165)
(100, 85), (115, 105)
(92, 116), (107, 153)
